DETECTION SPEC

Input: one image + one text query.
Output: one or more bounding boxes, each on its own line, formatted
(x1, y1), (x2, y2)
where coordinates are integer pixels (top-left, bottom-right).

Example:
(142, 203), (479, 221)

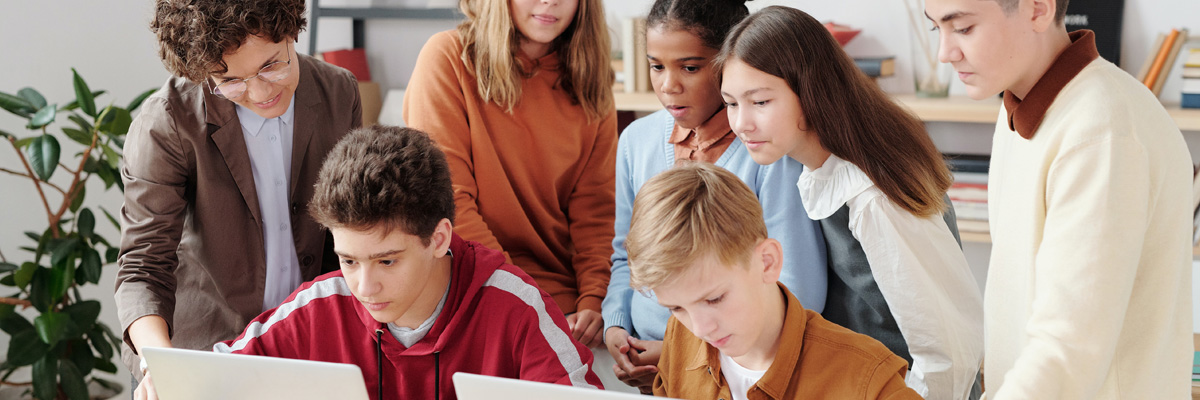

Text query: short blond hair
(626, 162), (767, 290)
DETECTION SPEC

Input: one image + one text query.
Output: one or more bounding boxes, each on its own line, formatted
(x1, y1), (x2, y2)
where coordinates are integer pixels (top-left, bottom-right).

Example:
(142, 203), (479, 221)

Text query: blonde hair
(455, 0), (614, 121)
(626, 162), (767, 290)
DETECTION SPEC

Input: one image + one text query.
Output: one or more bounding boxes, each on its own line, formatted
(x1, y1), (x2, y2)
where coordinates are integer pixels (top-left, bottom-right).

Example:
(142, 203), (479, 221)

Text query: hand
(565, 309), (604, 348)
(134, 369), (159, 400)
(605, 327), (659, 393)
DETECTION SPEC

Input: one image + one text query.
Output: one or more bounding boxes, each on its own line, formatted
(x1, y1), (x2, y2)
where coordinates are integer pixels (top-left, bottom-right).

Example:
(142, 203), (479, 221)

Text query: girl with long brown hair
(716, 6), (982, 400)
(402, 0), (616, 348)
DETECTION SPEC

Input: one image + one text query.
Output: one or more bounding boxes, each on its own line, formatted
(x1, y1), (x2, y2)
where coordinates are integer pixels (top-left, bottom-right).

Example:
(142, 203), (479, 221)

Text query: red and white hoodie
(213, 234), (603, 400)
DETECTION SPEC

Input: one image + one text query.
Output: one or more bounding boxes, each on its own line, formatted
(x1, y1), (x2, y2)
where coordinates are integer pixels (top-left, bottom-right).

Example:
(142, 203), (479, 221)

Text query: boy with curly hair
(115, 0), (361, 393)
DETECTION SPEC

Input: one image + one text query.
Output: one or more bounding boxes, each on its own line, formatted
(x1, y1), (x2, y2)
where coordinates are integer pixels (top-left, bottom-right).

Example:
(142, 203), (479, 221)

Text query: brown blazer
(114, 54), (361, 377)
(653, 284), (920, 400)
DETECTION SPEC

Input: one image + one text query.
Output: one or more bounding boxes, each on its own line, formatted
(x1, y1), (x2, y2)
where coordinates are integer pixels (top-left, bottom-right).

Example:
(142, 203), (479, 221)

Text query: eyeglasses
(211, 48), (293, 100)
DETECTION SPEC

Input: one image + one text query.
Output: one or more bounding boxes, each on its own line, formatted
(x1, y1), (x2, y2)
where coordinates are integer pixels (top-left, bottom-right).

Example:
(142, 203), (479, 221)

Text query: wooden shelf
(614, 91), (1200, 131)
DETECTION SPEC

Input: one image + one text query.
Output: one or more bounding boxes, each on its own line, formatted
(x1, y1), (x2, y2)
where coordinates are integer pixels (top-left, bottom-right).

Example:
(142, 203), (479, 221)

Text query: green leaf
(128, 88), (157, 111)
(59, 358), (89, 400)
(59, 90), (106, 112)
(62, 127), (92, 146)
(49, 257), (76, 302)
(8, 329), (49, 366)
(0, 303), (13, 319)
(0, 128), (13, 139)
(26, 134), (60, 181)
(69, 184), (86, 213)
(18, 88), (47, 110)
(14, 136), (35, 149)
(0, 262), (17, 273)
(94, 357), (118, 375)
(96, 161), (116, 188)
(66, 341), (95, 378)
(14, 262), (38, 289)
(72, 68), (97, 117)
(32, 355), (56, 400)
(88, 326), (113, 360)
(34, 311), (71, 346)
(68, 114), (93, 133)
(77, 209), (95, 239)
(28, 268), (52, 312)
(27, 104), (56, 129)
(79, 249), (102, 285)
(0, 275), (14, 286)
(33, 228), (51, 264)
(0, 310), (33, 335)
(101, 143), (121, 169)
(98, 106), (132, 137)
(0, 91), (36, 117)
(25, 231), (41, 242)
(100, 206), (121, 230)
(49, 237), (79, 269)
(105, 247), (119, 264)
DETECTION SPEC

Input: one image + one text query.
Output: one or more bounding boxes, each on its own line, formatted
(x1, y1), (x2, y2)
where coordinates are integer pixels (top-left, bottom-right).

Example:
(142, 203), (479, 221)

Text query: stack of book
(1137, 28), (1189, 97)
(945, 154), (990, 234)
(853, 57), (895, 80)
(1183, 48), (1200, 109)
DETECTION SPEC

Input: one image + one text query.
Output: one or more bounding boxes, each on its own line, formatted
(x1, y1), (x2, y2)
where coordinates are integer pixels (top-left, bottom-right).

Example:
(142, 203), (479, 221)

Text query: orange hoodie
(403, 31), (617, 315)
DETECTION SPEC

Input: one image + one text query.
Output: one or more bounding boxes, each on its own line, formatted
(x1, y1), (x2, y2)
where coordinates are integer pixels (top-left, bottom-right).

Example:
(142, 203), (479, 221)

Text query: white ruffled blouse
(797, 155), (984, 400)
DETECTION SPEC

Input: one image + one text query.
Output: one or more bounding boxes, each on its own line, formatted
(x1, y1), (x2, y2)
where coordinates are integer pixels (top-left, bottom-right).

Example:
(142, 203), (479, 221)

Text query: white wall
(1, 1), (1198, 397)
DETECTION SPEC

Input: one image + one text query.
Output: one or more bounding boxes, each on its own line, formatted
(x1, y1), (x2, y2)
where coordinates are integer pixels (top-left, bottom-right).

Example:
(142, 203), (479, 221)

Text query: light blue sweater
(601, 109), (828, 341)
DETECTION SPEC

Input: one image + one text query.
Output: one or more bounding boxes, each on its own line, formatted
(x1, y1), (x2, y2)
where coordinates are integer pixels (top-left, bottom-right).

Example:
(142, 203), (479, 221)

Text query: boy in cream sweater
(925, 0), (1194, 398)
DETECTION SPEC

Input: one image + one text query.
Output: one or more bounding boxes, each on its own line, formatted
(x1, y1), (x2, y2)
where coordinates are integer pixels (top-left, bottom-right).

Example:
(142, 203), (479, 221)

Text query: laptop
(141, 347), (370, 400)
(453, 372), (679, 399)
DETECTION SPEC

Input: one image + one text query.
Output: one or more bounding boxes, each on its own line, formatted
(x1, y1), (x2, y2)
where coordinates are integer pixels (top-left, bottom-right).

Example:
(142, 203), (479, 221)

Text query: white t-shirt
(719, 352), (766, 400)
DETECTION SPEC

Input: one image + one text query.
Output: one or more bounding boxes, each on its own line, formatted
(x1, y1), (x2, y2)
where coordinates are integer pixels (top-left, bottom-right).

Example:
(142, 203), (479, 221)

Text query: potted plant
(0, 69), (154, 400)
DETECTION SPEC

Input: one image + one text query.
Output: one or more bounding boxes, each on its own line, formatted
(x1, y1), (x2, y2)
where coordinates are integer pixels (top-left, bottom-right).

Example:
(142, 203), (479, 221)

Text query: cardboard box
(359, 81), (382, 126)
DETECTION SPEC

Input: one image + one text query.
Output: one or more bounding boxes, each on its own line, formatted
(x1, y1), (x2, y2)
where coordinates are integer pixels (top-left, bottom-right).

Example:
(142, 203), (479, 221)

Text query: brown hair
(626, 162), (767, 290)
(715, 6), (951, 217)
(455, 0), (614, 121)
(993, 0), (1070, 24)
(309, 126), (456, 245)
(151, 0), (307, 82)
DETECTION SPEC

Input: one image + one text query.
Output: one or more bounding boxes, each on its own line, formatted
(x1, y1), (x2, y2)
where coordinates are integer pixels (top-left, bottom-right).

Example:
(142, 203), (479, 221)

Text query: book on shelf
(854, 57), (895, 78)
(1184, 49), (1200, 109)
(944, 153), (990, 174)
(956, 218), (990, 234)
(1152, 28), (1188, 96)
(1142, 28), (1188, 96)
(949, 170), (989, 233)
(1136, 33), (1165, 82)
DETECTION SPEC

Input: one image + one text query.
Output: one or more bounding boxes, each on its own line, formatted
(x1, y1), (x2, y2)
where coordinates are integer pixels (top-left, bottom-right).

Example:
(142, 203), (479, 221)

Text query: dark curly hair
(647, 0), (750, 49)
(309, 126), (456, 245)
(151, 0), (307, 82)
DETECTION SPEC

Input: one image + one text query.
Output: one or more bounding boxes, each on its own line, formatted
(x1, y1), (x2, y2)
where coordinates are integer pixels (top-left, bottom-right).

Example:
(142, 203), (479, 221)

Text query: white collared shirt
(235, 96), (301, 311)
(797, 155), (984, 400)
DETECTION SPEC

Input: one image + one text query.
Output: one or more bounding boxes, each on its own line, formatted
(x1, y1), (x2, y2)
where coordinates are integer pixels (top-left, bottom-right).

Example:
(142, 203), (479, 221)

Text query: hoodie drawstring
(434, 351), (441, 400)
(375, 329), (384, 400)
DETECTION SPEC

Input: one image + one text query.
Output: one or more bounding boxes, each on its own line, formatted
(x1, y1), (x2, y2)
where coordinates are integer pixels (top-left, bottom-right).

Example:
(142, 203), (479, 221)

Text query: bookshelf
(614, 91), (1200, 130)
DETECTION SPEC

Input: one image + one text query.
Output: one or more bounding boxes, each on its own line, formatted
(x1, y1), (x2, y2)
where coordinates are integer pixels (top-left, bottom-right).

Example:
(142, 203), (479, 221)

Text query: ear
(1027, 0), (1057, 33)
(430, 218), (454, 258)
(755, 238), (784, 284)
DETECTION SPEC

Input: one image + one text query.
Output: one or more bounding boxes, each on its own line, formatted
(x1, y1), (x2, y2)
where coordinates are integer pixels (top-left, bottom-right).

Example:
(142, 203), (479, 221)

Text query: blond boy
(626, 163), (920, 400)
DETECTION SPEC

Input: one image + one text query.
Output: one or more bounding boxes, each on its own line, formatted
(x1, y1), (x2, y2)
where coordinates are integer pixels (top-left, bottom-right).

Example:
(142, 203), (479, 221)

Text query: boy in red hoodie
(171, 126), (600, 399)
